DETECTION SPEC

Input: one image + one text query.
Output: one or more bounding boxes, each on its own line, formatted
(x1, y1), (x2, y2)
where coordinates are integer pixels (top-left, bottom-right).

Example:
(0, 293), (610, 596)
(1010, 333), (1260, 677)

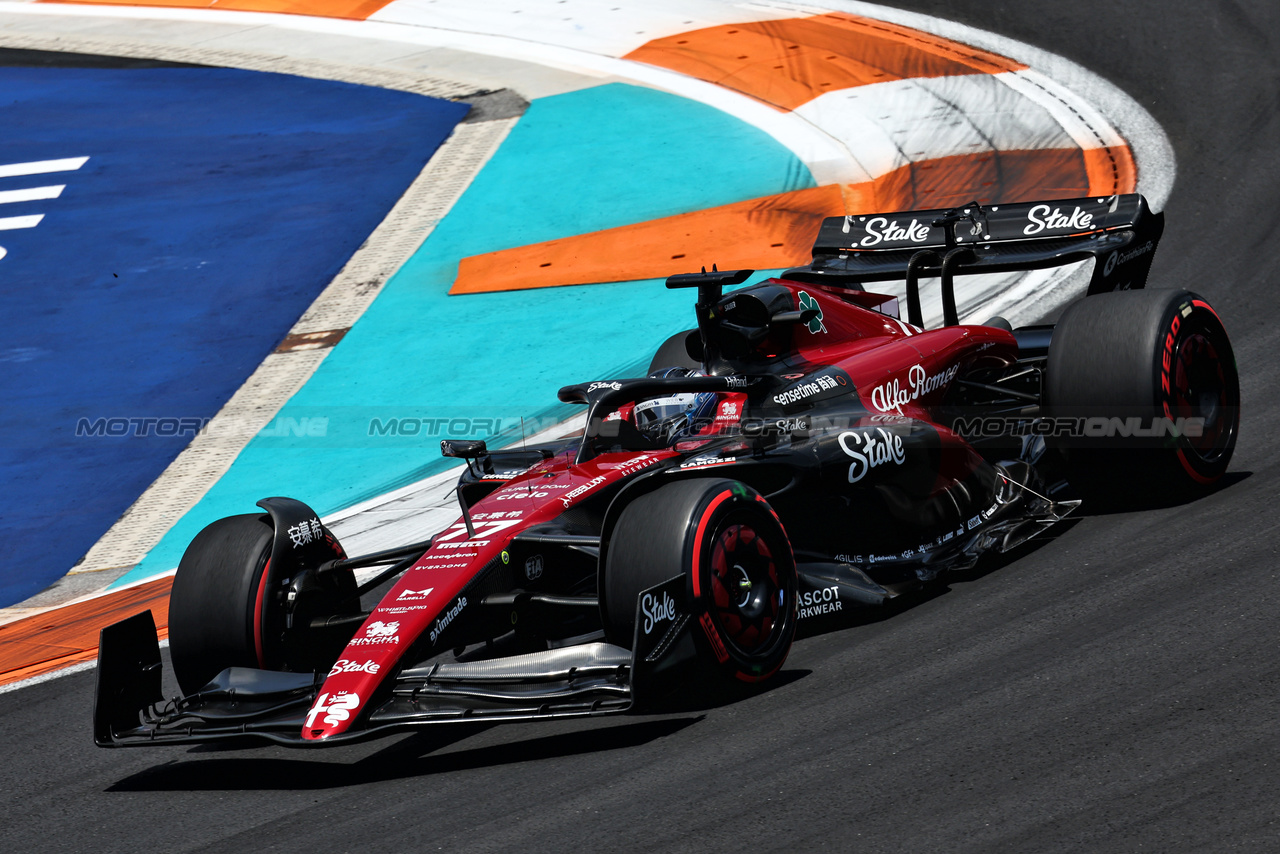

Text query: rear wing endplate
(787, 194), (1164, 301)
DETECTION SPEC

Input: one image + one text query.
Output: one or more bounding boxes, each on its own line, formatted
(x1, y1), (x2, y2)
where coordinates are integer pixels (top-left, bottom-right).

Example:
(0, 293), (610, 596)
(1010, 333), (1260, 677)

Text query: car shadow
(1070, 470), (1252, 516)
(943, 516), (1085, 584)
(105, 716), (702, 792)
(792, 517), (1085, 643)
(642, 667), (812, 715)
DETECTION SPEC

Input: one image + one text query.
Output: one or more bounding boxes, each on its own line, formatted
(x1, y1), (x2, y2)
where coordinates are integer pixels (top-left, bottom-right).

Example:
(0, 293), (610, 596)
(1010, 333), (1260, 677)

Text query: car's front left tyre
(168, 513), (357, 695)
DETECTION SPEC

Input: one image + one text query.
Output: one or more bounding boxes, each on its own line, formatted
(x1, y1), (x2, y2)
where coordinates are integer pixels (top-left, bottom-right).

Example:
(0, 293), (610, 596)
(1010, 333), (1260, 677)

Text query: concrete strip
(369, 0), (797, 56)
(64, 118), (519, 592)
(820, 0), (1175, 210)
(0, 24), (524, 618)
(795, 74), (1076, 179)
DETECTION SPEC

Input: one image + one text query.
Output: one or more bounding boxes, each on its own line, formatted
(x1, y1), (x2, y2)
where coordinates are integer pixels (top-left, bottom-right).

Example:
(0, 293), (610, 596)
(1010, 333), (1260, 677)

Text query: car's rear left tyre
(1046, 288), (1239, 501)
(603, 479), (797, 683)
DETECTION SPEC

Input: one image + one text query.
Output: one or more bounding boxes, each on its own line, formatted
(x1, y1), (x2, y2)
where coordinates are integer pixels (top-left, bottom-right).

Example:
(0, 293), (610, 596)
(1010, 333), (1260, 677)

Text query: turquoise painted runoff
(118, 83), (814, 585)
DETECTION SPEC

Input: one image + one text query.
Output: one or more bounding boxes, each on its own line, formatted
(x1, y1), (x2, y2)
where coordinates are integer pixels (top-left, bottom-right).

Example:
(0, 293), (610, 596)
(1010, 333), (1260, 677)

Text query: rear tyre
(648, 329), (702, 374)
(1046, 289), (1239, 501)
(603, 479), (797, 683)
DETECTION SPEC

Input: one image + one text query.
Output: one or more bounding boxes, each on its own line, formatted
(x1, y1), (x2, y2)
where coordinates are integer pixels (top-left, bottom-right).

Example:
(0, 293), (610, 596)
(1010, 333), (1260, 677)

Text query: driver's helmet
(633, 366), (718, 445)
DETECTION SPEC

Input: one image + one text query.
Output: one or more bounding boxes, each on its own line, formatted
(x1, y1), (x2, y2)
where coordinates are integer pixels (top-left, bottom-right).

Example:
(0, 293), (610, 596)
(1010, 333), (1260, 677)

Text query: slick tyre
(648, 328), (702, 374)
(603, 479), (797, 683)
(1046, 289), (1239, 501)
(169, 514), (278, 696)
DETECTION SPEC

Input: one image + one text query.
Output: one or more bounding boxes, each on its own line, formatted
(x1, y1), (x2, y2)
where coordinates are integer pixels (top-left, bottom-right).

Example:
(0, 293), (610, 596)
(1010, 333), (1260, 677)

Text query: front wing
(94, 575), (694, 748)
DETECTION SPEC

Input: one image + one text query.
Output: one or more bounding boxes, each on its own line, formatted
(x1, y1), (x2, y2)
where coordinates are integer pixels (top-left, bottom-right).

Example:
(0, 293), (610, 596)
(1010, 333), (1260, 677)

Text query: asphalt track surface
(2, 2), (1278, 851)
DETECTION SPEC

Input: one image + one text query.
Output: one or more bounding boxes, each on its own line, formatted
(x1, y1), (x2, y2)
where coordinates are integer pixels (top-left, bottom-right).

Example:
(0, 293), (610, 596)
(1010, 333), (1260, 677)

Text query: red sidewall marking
(1191, 298), (1223, 325)
(1177, 448), (1215, 484)
(1166, 301), (1231, 484)
(692, 490), (736, 663)
(691, 490), (734, 599)
(253, 557), (272, 667)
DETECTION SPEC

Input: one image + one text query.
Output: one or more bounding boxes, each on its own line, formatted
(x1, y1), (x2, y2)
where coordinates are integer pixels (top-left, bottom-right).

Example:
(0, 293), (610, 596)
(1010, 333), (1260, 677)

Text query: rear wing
(784, 194), (1164, 326)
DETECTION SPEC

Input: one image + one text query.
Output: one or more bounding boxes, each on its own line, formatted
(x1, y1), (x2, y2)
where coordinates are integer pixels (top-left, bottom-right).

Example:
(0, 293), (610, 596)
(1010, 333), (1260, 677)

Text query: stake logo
(837, 428), (907, 483)
(641, 590), (677, 634)
(853, 216), (931, 247)
(1023, 204), (1094, 235)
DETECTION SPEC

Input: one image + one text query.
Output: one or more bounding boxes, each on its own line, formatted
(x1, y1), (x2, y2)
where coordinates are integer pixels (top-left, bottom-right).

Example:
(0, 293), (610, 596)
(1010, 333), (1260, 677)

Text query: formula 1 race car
(95, 193), (1238, 748)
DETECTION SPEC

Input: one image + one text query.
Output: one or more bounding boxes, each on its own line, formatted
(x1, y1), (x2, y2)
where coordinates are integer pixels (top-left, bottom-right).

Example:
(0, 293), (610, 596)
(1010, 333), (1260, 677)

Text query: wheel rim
(708, 519), (784, 657)
(1171, 331), (1235, 464)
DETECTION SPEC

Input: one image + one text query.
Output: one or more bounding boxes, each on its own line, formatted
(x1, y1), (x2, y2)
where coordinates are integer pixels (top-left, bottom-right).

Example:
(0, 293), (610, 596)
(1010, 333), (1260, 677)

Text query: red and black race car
(95, 193), (1238, 747)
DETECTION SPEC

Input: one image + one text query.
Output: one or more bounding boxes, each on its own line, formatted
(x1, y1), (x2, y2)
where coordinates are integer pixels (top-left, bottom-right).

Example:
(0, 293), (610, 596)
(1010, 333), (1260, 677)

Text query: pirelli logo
(698, 612), (729, 663)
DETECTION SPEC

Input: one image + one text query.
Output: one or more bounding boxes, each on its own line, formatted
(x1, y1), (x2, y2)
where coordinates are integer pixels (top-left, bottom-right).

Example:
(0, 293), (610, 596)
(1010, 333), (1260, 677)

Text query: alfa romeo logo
(798, 291), (826, 334)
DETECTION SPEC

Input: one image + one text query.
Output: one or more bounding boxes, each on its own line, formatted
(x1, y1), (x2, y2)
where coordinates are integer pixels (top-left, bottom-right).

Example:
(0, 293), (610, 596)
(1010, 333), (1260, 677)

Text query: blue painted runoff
(120, 82), (814, 585)
(0, 66), (468, 607)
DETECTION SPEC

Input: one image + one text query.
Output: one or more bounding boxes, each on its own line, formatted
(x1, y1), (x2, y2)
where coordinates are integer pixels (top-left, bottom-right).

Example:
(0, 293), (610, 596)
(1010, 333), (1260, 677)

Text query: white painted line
(795, 74), (1075, 179)
(0, 156), (89, 179)
(0, 185), (64, 204)
(0, 639), (170, 696)
(0, 660), (97, 696)
(0, 214), (44, 231)
(820, 0), (1175, 209)
(371, 0), (796, 57)
(997, 69), (1126, 151)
